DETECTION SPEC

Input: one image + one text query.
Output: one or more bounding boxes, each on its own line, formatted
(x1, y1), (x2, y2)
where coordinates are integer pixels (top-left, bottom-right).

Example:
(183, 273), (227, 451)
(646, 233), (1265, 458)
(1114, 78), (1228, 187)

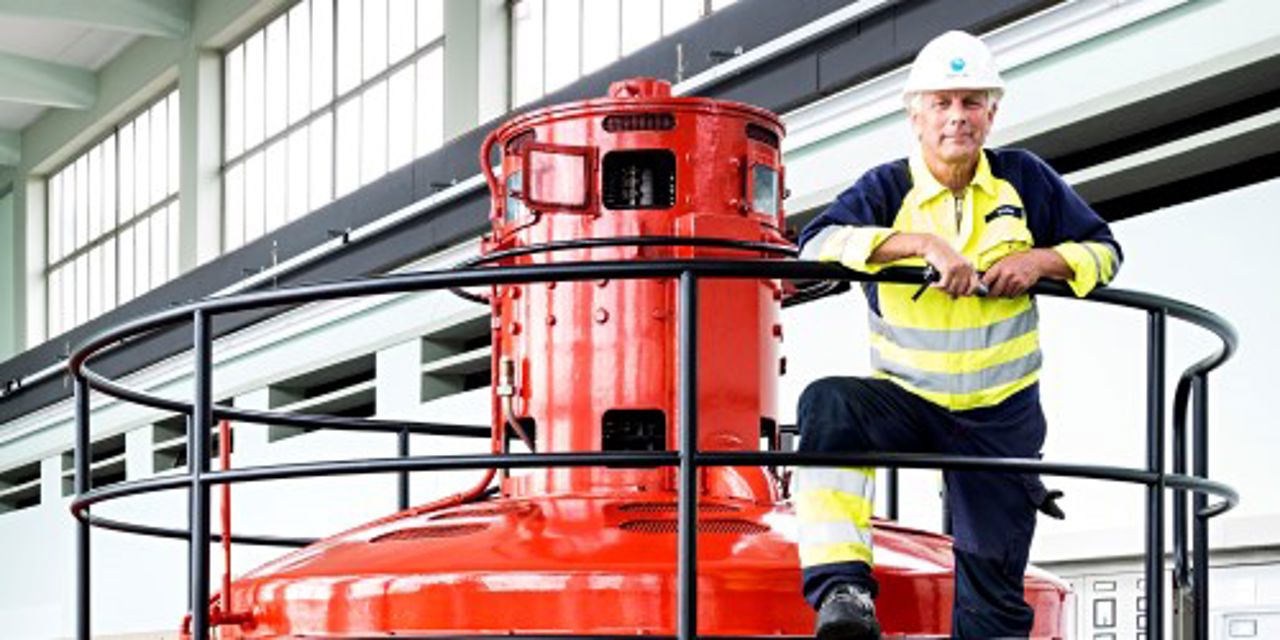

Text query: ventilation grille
(603, 113), (676, 132)
(618, 501), (740, 514)
(746, 123), (780, 149)
(371, 523), (489, 542)
(619, 518), (769, 535)
(431, 503), (527, 520)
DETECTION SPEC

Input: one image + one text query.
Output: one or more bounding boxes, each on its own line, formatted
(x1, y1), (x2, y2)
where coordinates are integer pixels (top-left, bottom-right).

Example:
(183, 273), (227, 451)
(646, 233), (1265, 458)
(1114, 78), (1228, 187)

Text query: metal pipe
(1173, 377), (1190, 590)
(1193, 374), (1210, 639)
(1145, 310), (1166, 640)
(74, 375), (91, 640)
(886, 468), (898, 521)
(398, 428), (410, 511)
(677, 271), (699, 640)
(189, 311), (213, 640)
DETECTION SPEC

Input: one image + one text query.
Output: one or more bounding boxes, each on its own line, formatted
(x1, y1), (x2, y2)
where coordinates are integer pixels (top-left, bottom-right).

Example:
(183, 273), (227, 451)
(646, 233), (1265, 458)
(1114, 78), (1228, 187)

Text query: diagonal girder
(0, 129), (17, 165)
(0, 0), (191, 38)
(0, 50), (95, 109)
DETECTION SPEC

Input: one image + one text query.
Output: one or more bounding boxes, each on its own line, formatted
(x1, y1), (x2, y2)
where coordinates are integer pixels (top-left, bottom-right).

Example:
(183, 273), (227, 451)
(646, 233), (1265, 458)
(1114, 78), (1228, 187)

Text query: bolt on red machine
(200, 78), (1069, 638)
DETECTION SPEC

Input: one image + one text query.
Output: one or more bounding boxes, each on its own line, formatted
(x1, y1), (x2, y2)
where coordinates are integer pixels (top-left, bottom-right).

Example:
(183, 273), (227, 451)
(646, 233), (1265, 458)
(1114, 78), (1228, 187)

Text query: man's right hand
(869, 232), (982, 297)
(919, 235), (980, 297)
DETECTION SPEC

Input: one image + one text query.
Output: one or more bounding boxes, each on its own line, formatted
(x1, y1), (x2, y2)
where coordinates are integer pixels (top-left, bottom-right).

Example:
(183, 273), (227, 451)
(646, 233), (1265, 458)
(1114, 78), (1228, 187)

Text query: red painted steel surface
(195, 79), (1069, 639)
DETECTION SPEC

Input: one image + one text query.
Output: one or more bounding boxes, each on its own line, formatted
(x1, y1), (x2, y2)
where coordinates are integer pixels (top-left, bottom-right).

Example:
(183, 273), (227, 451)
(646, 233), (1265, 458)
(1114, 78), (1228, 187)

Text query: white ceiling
(0, 0), (192, 164)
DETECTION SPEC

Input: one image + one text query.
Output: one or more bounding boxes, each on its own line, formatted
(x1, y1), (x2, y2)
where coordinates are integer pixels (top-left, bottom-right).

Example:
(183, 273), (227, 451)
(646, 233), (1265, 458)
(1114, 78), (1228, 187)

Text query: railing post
(886, 468), (899, 521)
(74, 374), (91, 640)
(398, 427), (410, 510)
(1172, 378), (1191, 639)
(677, 271), (699, 640)
(1193, 374), (1210, 639)
(189, 310), (213, 640)
(1145, 310), (1166, 639)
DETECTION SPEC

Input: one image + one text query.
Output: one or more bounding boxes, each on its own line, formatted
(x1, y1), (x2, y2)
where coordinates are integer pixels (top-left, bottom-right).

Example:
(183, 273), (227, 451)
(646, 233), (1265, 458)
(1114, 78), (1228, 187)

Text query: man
(795, 31), (1122, 639)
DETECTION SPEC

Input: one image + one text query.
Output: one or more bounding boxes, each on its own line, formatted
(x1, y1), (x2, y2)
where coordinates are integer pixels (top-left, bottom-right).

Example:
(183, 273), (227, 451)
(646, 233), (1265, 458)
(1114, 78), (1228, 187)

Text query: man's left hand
(982, 251), (1044, 297)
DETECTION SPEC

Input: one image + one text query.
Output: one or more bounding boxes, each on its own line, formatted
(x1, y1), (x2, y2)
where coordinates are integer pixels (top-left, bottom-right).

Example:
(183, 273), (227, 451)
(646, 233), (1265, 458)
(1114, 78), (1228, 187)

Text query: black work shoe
(815, 583), (881, 640)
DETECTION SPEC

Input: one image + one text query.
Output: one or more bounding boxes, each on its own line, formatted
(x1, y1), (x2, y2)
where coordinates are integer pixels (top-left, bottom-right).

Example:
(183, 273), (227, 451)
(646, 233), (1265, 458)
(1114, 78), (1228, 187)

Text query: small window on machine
(602, 409), (667, 451)
(602, 150), (676, 210)
(505, 171), (526, 222)
(750, 164), (779, 217)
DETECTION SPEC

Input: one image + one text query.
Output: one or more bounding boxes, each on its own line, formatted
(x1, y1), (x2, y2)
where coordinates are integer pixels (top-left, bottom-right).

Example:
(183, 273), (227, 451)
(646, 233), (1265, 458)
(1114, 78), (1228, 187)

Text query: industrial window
(420, 311), (491, 402)
(222, 0), (445, 252)
(0, 460), (42, 514)
(45, 89), (180, 338)
(267, 353), (377, 441)
(152, 407), (236, 473)
(511, 0), (739, 106)
(60, 432), (126, 496)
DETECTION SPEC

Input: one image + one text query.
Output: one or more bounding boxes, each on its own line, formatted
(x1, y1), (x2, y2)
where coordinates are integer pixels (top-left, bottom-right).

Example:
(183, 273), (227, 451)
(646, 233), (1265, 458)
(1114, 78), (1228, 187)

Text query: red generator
(201, 78), (1070, 638)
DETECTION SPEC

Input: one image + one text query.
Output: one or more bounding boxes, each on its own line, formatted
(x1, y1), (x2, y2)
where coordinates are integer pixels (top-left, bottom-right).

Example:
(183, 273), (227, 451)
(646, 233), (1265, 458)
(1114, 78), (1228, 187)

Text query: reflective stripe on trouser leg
(796, 466), (875, 567)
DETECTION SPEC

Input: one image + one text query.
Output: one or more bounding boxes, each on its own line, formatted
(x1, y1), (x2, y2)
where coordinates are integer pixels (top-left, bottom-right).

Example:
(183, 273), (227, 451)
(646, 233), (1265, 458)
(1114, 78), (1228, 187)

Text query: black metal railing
(68, 259), (1239, 640)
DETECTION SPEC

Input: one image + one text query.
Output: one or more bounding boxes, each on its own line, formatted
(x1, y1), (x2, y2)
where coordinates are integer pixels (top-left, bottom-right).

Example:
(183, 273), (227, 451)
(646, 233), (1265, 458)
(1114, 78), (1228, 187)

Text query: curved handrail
(66, 258), (1239, 640)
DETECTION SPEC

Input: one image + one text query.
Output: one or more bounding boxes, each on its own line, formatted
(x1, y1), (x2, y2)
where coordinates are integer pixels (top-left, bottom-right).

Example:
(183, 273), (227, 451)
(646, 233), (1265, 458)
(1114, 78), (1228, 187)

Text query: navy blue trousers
(797, 377), (1047, 638)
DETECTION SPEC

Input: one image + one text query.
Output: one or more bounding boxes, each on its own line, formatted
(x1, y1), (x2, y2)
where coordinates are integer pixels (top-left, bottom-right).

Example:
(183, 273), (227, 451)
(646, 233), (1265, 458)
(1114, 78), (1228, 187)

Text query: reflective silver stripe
(799, 520), (875, 547)
(1100, 241), (1122, 281)
(799, 467), (874, 497)
(872, 349), (1042, 394)
(867, 305), (1038, 353)
(800, 226), (843, 260)
(1081, 242), (1105, 284)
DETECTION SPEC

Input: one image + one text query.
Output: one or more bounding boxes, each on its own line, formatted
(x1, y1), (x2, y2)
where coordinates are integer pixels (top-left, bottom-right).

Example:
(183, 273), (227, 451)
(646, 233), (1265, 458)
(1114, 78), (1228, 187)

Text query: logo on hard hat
(950, 57), (966, 73)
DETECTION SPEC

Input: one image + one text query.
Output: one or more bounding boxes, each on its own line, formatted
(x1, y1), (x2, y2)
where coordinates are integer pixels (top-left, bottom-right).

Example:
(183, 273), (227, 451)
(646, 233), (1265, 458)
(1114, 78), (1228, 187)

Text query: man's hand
(982, 250), (1052, 297)
(920, 236), (981, 297)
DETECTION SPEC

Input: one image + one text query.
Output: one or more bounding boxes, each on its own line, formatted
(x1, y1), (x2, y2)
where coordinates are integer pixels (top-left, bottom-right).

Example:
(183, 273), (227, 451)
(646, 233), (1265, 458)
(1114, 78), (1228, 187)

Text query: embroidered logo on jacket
(984, 204), (1025, 223)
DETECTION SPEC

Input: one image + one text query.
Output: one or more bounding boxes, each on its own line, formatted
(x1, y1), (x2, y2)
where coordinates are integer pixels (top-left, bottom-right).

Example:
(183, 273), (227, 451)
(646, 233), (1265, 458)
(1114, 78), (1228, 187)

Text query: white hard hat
(902, 31), (1004, 106)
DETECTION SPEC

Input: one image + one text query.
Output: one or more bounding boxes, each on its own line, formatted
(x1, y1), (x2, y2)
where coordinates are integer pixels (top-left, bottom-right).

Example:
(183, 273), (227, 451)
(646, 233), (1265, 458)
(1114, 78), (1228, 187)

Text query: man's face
(910, 89), (997, 165)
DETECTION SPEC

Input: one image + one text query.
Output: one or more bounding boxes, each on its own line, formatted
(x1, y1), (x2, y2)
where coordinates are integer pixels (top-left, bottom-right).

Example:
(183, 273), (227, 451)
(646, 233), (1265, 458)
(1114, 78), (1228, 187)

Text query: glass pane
(150, 100), (167, 204)
(244, 31), (265, 150)
(620, 0), (660, 55)
(527, 148), (587, 207)
(102, 237), (117, 311)
(544, 0), (580, 93)
(224, 162), (245, 251)
(505, 171), (525, 222)
(265, 16), (289, 139)
(118, 225), (134, 302)
(134, 105), (151, 212)
(388, 0), (415, 64)
(150, 211), (166, 287)
(287, 127), (309, 221)
(336, 0), (362, 95)
(48, 174), (62, 261)
(512, 0), (544, 106)
(416, 0), (443, 46)
(244, 151), (265, 241)
(88, 244), (103, 317)
(167, 203), (179, 279)
(751, 164), (778, 217)
(103, 134), (117, 230)
(582, 0), (619, 74)
(335, 98), (360, 196)
(118, 123), (135, 222)
(61, 260), (75, 330)
(168, 92), (179, 197)
(288, 2), (311, 125)
(662, 0), (700, 34)
(75, 253), (89, 324)
(61, 164), (75, 256)
(47, 267), (62, 336)
(360, 80), (388, 185)
(414, 49), (443, 156)
(264, 139), (287, 233)
(133, 220), (150, 297)
(363, 0), (389, 81)
(88, 146), (102, 241)
(225, 44), (245, 158)
(309, 112), (333, 210)
(311, 0), (334, 110)
(75, 156), (89, 250)
(387, 65), (414, 169)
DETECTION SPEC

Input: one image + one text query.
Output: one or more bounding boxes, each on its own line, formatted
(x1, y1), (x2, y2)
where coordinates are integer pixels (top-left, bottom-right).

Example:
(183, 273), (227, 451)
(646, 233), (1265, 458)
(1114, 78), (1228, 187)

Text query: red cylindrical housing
(482, 78), (788, 501)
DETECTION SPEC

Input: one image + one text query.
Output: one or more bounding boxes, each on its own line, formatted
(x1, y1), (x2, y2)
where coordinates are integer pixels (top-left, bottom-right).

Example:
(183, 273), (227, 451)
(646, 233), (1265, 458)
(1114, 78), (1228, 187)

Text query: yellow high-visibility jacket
(799, 148), (1122, 411)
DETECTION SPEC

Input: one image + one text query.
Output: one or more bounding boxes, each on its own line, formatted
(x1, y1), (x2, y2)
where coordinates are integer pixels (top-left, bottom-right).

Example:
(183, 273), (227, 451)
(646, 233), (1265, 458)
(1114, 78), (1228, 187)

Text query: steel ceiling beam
(0, 0), (191, 38)
(0, 50), (95, 109)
